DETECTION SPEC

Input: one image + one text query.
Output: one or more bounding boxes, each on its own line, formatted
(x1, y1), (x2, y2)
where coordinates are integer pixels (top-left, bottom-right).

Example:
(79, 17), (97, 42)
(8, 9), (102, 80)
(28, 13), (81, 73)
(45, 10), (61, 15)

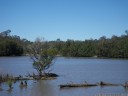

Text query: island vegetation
(27, 37), (58, 78)
(0, 29), (128, 58)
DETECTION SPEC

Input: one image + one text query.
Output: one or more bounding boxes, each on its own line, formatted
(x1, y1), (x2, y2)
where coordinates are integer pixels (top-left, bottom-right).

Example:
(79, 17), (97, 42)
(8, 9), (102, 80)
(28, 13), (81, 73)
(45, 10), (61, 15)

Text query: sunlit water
(0, 56), (128, 96)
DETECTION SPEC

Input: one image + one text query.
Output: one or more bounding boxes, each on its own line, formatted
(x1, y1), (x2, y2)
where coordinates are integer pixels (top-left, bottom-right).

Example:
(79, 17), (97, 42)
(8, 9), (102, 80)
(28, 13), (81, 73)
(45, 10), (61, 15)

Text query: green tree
(0, 30), (24, 56)
(28, 38), (55, 77)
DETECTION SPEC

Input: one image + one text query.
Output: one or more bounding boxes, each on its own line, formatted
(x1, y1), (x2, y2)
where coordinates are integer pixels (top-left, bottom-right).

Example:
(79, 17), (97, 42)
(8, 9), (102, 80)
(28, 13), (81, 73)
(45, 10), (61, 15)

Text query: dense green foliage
(0, 30), (128, 58)
(28, 38), (56, 76)
(0, 30), (31, 56)
(49, 31), (128, 58)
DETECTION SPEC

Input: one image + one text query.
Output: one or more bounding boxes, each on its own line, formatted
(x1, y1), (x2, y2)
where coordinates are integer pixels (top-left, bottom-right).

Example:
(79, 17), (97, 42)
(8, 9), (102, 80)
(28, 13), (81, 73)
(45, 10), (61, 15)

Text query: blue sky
(0, 0), (128, 41)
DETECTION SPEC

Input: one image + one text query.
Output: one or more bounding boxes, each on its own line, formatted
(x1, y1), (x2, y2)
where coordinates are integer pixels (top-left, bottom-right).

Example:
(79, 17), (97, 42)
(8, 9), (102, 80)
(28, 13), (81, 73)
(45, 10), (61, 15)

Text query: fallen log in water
(123, 84), (128, 88)
(122, 81), (128, 88)
(60, 81), (121, 88)
(60, 83), (98, 88)
(41, 77), (56, 80)
(98, 81), (119, 86)
(14, 76), (57, 80)
(14, 77), (33, 80)
(0, 73), (58, 82)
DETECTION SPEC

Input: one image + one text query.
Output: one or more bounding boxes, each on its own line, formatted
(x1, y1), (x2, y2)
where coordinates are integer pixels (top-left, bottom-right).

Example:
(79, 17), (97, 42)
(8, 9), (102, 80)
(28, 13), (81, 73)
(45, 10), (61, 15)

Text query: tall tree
(28, 38), (55, 77)
(0, 30), (23, 56)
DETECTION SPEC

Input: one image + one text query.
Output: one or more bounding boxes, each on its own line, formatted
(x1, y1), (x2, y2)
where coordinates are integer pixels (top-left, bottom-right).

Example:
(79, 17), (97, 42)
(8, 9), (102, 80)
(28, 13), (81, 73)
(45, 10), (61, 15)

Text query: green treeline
(0, 30), (31, 56)
(0, 30), (128, 58)
(49, 31), (128, 58)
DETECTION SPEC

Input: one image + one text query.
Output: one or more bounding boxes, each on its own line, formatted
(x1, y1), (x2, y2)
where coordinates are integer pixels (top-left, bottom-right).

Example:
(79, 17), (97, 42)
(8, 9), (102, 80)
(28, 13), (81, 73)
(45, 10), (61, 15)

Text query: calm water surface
(0, 56), (128, 96)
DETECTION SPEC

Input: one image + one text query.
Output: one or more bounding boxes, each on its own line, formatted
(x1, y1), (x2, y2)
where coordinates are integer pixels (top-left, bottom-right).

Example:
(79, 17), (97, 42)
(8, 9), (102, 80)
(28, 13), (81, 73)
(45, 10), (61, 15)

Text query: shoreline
(0, 55), (128, 60)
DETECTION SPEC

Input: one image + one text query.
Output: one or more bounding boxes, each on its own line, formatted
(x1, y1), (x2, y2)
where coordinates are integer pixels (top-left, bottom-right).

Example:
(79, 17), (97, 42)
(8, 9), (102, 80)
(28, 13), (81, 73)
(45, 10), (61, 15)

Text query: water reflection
(7, 88), (13, 93)
(0, 57), (128, 96)
(30, 80), (56, 96)
(124, 87), (128, 93)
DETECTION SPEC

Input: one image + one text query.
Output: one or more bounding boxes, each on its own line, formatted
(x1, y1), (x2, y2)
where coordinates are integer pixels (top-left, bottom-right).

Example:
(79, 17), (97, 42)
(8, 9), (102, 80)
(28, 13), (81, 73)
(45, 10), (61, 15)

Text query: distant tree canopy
(49, 31), (128, 58)
(0, 30), (31, 56)
(0, 29), (128, 58)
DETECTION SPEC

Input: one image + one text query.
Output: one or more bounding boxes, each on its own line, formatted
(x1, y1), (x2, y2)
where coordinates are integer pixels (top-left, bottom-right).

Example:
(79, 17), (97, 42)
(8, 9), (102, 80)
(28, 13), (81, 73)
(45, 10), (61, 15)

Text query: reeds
(0, 73), (14, 83)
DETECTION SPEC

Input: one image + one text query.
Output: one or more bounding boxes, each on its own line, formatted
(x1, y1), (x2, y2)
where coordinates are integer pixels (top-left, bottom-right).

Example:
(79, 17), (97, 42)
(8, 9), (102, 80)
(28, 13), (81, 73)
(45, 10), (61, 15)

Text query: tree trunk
(39, 71), (42, 78)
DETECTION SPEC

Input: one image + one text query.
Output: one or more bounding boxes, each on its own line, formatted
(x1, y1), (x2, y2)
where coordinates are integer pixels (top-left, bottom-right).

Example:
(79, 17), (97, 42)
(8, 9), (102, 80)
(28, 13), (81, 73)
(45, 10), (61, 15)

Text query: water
(0, 56), (128, 96)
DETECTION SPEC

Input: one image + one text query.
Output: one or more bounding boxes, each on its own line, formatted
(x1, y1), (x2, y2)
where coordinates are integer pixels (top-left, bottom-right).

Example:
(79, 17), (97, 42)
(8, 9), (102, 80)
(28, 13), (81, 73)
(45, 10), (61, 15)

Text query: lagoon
(0, 56), (128, 96)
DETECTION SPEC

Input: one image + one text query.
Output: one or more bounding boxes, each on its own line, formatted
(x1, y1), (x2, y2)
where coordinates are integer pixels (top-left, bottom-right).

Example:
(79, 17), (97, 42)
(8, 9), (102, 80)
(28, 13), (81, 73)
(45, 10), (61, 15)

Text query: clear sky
(0, 0), (128, 41)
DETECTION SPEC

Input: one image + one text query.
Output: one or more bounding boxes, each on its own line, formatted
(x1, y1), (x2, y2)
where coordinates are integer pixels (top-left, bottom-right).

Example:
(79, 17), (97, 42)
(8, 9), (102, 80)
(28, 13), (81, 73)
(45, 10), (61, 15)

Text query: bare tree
(28, 38), (55, 77)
